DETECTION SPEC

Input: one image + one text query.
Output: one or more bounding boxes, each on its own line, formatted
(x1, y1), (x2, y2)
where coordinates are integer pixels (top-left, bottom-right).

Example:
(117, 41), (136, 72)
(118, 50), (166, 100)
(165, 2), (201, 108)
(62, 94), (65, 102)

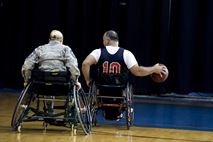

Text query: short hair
(105, 30), (119, 41)
(49, 30), (63, 41)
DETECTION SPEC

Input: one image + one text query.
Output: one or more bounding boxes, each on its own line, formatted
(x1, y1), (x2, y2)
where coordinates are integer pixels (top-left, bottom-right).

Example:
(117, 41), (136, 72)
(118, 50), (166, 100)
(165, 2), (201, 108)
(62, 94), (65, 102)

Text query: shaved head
(104, 30), (119, 41)
(49, 30), (63, 42)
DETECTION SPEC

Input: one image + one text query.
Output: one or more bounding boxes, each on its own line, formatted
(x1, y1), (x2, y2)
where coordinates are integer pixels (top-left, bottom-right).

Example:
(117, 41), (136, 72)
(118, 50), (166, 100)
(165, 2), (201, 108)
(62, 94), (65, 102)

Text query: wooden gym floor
(0, 92), (213, 142)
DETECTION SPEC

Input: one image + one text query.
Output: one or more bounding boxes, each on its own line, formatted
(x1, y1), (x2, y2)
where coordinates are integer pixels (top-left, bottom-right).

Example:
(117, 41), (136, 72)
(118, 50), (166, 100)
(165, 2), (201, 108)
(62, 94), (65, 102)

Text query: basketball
(150, 64), (169, 83)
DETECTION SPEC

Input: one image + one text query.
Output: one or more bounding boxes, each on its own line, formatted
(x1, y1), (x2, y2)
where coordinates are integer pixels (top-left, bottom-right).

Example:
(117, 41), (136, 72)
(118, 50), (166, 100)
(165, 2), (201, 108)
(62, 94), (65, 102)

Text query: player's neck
(108, 41), (119, 47)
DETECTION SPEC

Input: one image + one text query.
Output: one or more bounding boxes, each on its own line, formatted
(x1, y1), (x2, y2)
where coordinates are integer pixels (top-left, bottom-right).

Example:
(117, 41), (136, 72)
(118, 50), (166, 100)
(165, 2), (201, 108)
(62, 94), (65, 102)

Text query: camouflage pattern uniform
(22, 40), (80, 83)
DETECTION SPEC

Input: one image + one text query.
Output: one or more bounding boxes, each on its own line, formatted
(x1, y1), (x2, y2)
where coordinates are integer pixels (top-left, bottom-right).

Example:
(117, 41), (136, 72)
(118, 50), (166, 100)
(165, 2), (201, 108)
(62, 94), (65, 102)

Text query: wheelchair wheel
(88, 82), (97, 126)
(126, 83), (134, 130)
(73, 86), (92, 135)
(11, 83), (33, 131)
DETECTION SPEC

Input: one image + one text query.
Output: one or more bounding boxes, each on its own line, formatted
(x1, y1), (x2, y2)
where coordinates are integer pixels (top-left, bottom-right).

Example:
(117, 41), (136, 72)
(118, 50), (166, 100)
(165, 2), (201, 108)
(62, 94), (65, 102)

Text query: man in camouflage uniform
(22, 30), (81, 87)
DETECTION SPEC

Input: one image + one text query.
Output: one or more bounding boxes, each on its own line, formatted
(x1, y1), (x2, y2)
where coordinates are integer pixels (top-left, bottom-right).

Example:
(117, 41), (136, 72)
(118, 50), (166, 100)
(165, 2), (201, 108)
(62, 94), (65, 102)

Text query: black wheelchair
(11, 69), (92, 135)
(88, 73), (134, 129)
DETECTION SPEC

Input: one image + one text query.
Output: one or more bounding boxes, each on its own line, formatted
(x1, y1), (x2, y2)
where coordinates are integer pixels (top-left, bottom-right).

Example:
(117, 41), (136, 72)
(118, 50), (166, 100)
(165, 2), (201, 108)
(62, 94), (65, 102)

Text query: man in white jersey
(82, 30), (167, 87)
(82, 30), (167, 120)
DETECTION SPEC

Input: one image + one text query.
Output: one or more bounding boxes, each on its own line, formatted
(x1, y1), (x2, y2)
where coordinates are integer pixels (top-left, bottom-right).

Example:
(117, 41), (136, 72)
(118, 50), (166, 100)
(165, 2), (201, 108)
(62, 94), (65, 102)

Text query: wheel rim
(74, 86), (92, 135)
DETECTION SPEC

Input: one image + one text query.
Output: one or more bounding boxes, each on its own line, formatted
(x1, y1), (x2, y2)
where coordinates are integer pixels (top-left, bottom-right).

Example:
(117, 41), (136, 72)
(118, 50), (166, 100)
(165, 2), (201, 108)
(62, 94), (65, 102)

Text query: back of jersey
(96, 47), (128, 86)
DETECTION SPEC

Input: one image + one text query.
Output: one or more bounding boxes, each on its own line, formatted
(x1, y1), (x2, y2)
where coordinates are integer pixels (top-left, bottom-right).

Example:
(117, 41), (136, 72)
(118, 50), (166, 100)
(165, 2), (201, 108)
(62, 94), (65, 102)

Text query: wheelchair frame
(11, 75), (92, 135)
(89, 82), (134, 129)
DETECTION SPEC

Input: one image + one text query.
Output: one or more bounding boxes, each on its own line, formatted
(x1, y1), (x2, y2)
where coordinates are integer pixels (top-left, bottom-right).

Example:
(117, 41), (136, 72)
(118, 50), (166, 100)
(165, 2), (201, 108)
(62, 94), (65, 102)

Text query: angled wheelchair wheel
(11, 83), (33, 131)
(73, 86), (92, 135)
(126, 83), (134, 130)
(88, 82), (97, 126)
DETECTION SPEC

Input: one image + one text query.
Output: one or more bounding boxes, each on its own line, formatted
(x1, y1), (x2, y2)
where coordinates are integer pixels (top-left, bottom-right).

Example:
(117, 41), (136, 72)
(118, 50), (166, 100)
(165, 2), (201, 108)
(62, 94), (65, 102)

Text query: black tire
(73, 86), (92, 135)
(11, 83), (33, 130)
(126, 83), (134, 130)
(89, 82), (97, 126)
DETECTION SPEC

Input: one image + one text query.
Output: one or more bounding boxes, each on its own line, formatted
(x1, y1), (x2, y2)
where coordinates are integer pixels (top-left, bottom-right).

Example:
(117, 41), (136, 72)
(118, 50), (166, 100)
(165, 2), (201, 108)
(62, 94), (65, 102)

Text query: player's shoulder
(122, 48), (133, 54)
(60, 44), (72, 53)
(35, 44), (45, 51)
(61, 44), (70, 48)
(90, 48), (101, 56)
(93, 46), (103, 52)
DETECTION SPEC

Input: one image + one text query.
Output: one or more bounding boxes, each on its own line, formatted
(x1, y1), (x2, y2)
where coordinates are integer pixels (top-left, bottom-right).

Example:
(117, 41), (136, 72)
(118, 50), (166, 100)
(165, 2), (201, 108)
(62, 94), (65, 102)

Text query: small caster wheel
(17, 125), (21, 133)
(71, 124), (77, 135)
(73, 128), (77, 135)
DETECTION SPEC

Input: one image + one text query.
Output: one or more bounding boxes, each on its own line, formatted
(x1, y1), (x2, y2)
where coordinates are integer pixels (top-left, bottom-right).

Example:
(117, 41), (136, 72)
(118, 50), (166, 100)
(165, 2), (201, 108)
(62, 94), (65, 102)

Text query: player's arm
(129, 63), (166, 77)
(124, 50), (166, 77)
(82, 54), (97, 86)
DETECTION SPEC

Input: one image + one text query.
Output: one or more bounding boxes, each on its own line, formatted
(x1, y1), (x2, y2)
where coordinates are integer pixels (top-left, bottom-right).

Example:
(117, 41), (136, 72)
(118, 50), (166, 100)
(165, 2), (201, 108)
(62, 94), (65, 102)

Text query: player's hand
(86, 80), (92, 87)
(24, 82), (28, 87)
(153, 63), (167, 77)
(76, 82), (81, 90)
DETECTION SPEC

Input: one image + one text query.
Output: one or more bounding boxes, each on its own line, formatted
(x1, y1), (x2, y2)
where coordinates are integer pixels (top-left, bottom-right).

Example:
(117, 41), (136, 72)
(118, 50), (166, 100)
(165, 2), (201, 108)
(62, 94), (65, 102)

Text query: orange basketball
(150, 64), (169, 83)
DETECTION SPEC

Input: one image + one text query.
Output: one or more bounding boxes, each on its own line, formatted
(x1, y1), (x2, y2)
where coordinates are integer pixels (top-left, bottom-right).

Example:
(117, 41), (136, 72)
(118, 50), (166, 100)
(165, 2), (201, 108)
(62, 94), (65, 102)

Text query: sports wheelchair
(89, 75), (134, 129)
(11, 69), (92, 135)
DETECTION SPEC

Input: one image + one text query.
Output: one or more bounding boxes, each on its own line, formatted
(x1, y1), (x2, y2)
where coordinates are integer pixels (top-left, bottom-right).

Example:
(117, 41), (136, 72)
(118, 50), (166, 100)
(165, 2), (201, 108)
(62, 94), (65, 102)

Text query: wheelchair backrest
(31, 68), (72, 96)
(31, 69), (70, 83)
